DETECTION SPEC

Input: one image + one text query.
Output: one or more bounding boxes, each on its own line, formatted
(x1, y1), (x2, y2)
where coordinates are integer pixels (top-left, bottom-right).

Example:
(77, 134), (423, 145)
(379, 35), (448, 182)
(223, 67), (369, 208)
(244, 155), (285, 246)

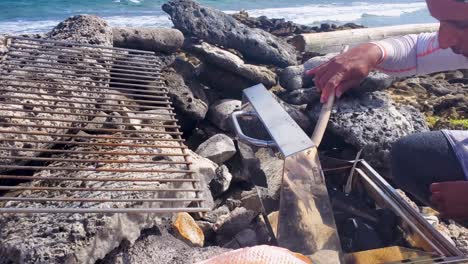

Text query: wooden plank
(290, 23), (439, 53)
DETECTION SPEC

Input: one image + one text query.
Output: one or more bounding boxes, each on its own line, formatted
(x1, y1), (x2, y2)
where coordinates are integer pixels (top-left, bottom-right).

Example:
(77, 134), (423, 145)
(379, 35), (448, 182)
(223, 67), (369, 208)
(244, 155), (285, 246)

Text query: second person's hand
(305, 43), (383, 103)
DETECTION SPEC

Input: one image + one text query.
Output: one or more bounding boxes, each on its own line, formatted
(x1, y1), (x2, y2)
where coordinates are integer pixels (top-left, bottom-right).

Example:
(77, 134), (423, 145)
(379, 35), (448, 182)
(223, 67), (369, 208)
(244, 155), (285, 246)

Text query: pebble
(173, 213), (205, 247)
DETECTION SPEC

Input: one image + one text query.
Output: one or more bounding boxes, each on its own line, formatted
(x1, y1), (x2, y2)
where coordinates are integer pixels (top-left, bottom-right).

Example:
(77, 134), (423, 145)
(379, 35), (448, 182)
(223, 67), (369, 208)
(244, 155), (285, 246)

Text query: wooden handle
(310, 45), (349, 146)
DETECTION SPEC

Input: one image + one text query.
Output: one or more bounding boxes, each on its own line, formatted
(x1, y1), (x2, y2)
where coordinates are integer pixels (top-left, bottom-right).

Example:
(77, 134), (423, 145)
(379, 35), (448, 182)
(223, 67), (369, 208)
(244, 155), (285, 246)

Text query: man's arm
(307, 32), (468, 102)
(372, 32), (468, 77)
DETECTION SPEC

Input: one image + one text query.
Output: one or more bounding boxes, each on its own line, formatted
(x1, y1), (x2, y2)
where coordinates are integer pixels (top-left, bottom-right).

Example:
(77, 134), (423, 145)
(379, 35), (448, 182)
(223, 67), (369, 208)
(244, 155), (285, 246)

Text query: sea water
(0, 0), (437, 34)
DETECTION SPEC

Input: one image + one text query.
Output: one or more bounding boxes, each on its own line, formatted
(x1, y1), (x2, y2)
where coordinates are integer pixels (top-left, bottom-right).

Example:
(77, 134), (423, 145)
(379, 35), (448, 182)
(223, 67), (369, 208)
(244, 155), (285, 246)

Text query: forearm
(371, 32), (468, 77)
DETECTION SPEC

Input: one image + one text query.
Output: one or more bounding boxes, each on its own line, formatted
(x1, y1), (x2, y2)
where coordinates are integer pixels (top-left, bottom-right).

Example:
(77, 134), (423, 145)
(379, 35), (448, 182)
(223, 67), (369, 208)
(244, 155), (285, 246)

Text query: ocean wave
(0, 15), (173, 35)
(0, 1), (430, 35)
(231, 2), (428, 25)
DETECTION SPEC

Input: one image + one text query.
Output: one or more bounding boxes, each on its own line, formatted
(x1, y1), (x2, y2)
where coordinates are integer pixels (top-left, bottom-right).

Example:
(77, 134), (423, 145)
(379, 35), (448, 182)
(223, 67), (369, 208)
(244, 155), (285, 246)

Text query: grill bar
(0, 146), (188, 156)
(7, 49), (163, 68)
(0, 89), (170, 106)
(0, 108), (178, 122)
(9, 40), (161, 61)
(0, 186), (202, 192)
(8, 44), (163, 65)
(11, 36), (156, 54)
(0, 93), (171, 108)
(0, 139), (186, 149)
(0, 175), (197, 182)
(0, 156), (190, 164)
(0, 77), (169, 96)
(0, 208), (211, 214)
(0, 83), (170, 101)
(0, 197), (204, 202)
(0, 115), (179, 129)
(0, 165), (193, 173)
(0, 72), (166, 89)
(0, 130), (184, 142)
(0, 101), (176, 116)
(5, 57), (161, 78)
(0, 37), (207, 214)
(0, 122), (182, 134)
(4, 66), (162, 83)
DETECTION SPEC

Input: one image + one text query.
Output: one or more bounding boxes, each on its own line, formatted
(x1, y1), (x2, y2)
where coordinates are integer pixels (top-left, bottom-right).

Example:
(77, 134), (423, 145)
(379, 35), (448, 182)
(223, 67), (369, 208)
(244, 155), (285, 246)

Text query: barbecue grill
(0, 36), (209, 214)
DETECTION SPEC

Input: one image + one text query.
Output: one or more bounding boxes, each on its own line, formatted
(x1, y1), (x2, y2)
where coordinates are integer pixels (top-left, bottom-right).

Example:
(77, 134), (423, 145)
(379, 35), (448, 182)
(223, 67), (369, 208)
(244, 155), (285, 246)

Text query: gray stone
(162, 68), (209, 131)
(83, 111), (125, 134)
(208, 99), (241, 131)
(275, 95), (313, 133)
(188, 41), (277, 87)
(48, 15), (113, 46)
(196, 134), (236, 164)
(307, 91), (429, 168)
(225, 198), (242, 211)
(187, 149), (217, 210)
(279, 53), (336, 90)
(279, 88), (320, 105)
(214, 207), (257, 237)
(202, 205), (231, 224)
(354, 71), (397, 94)
(113, 27), (184, 53)
(241, 146), (284, 201)
(223, 228), (258, 249)
(209, 165), (233, 197)
(229, 188), (278, 214)
(198, 63), (254, 99)
(162, 0), (297, 67)
(99, 226), (230, 264)
(186, 120), (224, 151)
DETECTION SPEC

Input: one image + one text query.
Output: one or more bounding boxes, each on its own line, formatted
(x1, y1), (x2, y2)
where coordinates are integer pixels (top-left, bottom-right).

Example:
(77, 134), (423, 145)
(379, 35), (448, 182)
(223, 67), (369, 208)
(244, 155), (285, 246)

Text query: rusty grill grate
(0, 36), (209, 214)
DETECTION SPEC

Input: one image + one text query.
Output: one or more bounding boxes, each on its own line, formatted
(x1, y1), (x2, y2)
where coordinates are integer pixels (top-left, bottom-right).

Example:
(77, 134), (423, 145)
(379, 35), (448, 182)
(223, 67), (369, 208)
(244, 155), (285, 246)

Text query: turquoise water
(0, 0), (437, 34)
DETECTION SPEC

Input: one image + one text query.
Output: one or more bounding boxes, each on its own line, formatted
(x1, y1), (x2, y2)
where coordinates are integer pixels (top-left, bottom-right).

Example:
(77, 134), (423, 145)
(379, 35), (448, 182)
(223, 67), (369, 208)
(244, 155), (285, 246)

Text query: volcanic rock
(162, 67), (209, 131)
(99, 226), (230, 264)
(222, 228), (258, 249)
(210, 165), (233, 197)
(307, 91), (429, 168)
(198, 63), (254, 99)
(188, 41), (277, 87)
(196, 134), (236, 164)
(279, 53), (337, 90)
(207, 99), (241, 131)
(113, 27), (184, 53)
(238, 145), (284, 200)
(279, 88), (321, 105)
(48, 15), (113, 46)
(214, 207), (257, 238)
(162, 0), (297, 67)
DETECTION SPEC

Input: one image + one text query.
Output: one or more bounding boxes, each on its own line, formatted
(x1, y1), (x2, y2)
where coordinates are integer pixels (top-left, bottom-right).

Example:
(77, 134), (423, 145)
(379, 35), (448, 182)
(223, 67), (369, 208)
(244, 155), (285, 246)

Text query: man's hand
(430, 181), (468, 220)
(306, 43), (383, 103)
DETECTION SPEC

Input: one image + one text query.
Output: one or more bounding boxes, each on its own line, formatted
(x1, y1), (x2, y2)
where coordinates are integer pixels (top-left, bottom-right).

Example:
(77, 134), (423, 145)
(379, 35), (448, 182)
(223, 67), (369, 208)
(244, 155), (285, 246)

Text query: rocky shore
(0, 0), (466, 263)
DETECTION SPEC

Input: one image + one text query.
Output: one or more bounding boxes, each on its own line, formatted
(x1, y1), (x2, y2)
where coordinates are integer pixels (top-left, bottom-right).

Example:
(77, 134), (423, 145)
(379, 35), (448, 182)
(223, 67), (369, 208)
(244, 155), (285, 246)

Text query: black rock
(342, 218), (383, 252)
(162, 0), (297, 67)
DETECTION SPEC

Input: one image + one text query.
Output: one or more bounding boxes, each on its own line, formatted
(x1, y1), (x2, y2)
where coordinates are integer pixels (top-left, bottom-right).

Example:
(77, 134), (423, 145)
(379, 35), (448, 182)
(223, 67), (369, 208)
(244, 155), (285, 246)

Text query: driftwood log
(290, 23), (439, 54)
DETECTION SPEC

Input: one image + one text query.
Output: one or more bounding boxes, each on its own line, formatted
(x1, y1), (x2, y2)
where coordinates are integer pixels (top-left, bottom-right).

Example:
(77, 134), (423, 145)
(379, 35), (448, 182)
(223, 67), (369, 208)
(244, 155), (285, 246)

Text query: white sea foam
(0, 1), (430, 35)
(226, 2), (428, 25)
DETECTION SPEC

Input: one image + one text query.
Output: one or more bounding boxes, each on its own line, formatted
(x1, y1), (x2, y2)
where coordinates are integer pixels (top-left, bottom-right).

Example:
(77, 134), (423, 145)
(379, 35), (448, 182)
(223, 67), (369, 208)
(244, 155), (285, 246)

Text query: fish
(195, 245), (313, 264)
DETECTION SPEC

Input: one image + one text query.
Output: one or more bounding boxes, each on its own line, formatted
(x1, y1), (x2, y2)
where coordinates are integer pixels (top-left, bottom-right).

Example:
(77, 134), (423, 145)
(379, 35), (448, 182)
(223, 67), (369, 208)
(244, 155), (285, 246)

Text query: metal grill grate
(0, 36), (209, 213)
